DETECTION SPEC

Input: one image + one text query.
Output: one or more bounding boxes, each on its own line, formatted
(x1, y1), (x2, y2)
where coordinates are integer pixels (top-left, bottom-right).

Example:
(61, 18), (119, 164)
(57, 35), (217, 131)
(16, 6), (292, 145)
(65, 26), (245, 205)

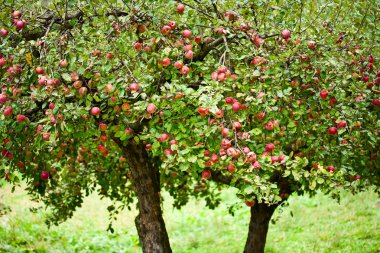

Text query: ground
(0, 182), (379, 253)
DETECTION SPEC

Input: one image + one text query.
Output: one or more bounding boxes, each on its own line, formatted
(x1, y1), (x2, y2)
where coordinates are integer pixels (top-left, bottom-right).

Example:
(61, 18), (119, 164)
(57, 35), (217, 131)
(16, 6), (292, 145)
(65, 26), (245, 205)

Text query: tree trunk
(124, 141), (172, 253)
(243, 203), (278, 253)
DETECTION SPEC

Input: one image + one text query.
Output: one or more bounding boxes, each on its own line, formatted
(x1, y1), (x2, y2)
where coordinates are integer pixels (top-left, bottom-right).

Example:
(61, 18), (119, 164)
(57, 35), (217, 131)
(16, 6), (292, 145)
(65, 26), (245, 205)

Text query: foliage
(0, 0), (379, 232)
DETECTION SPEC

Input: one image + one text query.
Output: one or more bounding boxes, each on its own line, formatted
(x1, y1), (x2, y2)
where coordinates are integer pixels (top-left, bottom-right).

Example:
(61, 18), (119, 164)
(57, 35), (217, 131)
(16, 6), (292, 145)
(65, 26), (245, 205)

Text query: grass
(0, 182), (379, 253)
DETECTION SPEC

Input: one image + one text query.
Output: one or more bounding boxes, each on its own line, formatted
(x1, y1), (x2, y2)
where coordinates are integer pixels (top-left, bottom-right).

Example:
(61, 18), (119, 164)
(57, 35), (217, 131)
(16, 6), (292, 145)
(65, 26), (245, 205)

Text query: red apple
(129, 83), (139, 91)
(0, 28), (8, 37)
(164, 149), (173, 156)
(13, 10), (22, 18)
(227, 163), (235, 173)
(182, 29), (192, 38)
(147, 103), (157, 114)
(320, 90), (329, 99)
(328, 127), (337, 135)
(0, 93), (7, 103)
(161, 25), (171, 35)
(168, 21), (176, 29)
(265, 143), (275, 152)
(184, 50), (193, 59)
(202, 170), (211, 179)
(174, 61), (184, 69)
(91, 107), (101, 115)
(42, 132), (50, 141)
(232, 101), (241, 111)
(180, 65), (190, 75)
(245, 200), (255, 207)
(327, 166), (335, 172)
(3, 106), (12, 117)
(281, 29), (291, 39)
(35, 67), (44, 75)
(161, 58), (171, 67)
(16, 114), (27, 122)
(336, 121), (347, 128)
(40, 170), (49, 181)
(307, 40), (316, 49)
(176, 4), (185, 13)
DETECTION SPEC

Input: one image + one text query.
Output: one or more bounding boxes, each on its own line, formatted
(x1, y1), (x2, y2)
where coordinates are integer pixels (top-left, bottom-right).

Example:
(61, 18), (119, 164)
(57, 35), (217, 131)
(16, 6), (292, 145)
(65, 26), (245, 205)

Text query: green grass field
(0, 182), (379, 253)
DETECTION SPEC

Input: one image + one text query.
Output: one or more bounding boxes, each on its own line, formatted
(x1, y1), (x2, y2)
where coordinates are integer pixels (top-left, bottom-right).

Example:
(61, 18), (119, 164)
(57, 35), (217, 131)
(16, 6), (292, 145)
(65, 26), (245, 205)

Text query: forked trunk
(243, 203), (278, 253)
(125, 141), (172, 253)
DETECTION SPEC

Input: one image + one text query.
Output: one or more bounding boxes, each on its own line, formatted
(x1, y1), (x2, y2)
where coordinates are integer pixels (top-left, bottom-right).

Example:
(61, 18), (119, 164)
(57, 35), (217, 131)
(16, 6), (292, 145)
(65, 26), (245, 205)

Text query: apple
(232, 101), (241, 111)
(327, 166), (335, 172)
(176, 4), (185, 13)
(328, 127), (337, 135)
(168, 21), (176, 29)
(202, 170), (211, 179)
(16, 20), (26, 30)
(372, 99), (380, 106)
(320, 90), (329, 99)
(100, 135), (108, 142)
(265, 121), (274, 130)
(221, 138), (231, 149)
(42, 132), (50, 141)
(13, 10), (22, 18)
(164, 149), (173, 156)
(265, 143), (275, 152)
(0, 57), (6, 67)
(134, 42), (143, 51)
(253, 161), (261, 169)
(225, 97), (233, 104)
(182, 29), (192, 38)
(307, 40), (316, 49)
(1, 150), (12, 159)
(129, 83), (139, 91)
(40, 171), (49, 181)
(222, 128), (229, 137)
(245, 200), (255, 207)
(174, 61), (184, 69)
(281, 29), (291, 39)
(137, 25), (146, 33)
(124, 128), (133, 135)
(78, 87), (88, 97)
(159, 133), (169, 142)
(3, 106), (13, 117)
(145, 144), (152, 151)
(91, 107), (101, 115)
(227, 163), (235, 173)
(271, 156), (279, 163)
(183, 44), (192, 51)
(59, 59), (68, 68)
(161, 25), (171, 35)
(99, 123), (107, 131)
(211, 153), (219, 163)
(35, 67), (44, 75)
(0, 93), (7, 103)
(184, 50), (193, 59)
(180, 65), (190, 75)
(16, 114), (27, 122)
(204, 150), (210, 157)
(147, 103), (157, 113)
(336, 121), (347, 128)
(232, 121), (242, 131)
(214, 109), (224, 118)
(106, 53), (113, 59)
(0, 28), (8, 37)
(161, 58), (171, 66)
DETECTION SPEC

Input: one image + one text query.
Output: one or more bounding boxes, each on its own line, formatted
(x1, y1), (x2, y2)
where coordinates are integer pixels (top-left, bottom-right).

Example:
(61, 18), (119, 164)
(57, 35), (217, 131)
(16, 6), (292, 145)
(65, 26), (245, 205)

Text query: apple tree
(1, 1), (379, 253)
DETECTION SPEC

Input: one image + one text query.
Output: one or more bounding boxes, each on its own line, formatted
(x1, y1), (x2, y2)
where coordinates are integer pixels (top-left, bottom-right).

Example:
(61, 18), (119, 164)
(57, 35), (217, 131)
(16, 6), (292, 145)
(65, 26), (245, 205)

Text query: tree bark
(124, 141), (172, 253)
(243, 203), (278, 253)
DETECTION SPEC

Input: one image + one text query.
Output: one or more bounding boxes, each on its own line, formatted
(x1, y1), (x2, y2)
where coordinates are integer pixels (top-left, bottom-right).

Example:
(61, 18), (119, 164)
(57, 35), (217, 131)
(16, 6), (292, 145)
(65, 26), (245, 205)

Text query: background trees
(1, 1), (379, 253)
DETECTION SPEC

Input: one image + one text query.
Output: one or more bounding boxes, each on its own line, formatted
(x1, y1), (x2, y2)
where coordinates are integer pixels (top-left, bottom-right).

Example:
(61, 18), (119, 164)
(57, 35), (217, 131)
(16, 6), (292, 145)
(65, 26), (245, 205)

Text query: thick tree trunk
(243, 203), (278, 253)
(124, 141), (172, 253)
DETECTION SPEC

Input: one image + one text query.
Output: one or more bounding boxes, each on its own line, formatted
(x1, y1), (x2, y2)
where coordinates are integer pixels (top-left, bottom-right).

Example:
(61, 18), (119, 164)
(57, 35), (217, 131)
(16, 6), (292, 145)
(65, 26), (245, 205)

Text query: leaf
(61, 73), (71, 82)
